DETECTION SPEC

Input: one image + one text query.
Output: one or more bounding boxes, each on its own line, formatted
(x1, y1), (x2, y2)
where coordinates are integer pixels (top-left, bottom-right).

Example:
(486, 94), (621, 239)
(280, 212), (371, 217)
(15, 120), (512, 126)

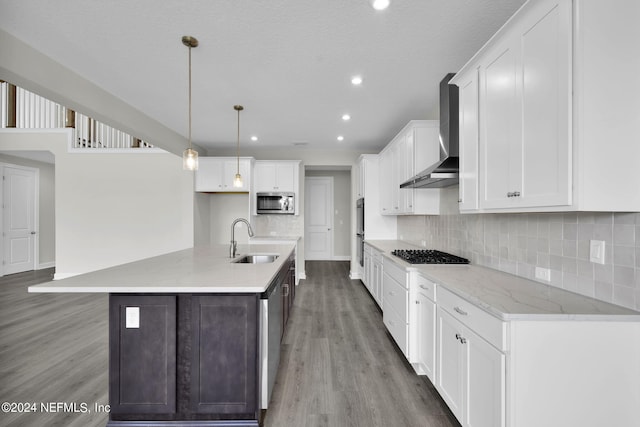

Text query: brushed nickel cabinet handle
(454, 306), (468, 316)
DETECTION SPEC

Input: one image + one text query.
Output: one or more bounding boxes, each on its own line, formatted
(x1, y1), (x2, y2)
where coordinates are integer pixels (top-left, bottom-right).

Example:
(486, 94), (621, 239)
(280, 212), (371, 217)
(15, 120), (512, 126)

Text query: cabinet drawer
(383, 304), (408, 356)
(415, 274), (436, 302)
(383, 257), (408, 289)
(383, 274), (408, 323)
(437, 286), (507, 351)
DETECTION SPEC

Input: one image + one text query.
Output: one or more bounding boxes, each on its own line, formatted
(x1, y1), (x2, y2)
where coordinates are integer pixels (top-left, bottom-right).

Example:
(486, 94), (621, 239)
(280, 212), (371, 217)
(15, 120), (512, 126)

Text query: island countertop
(28, 243), (296, 294)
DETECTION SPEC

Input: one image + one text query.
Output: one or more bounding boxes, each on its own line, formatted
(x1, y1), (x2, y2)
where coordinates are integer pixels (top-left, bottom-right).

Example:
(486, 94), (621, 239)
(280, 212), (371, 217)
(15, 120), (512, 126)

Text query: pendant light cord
(188, 45), (192, 150)
(236, 107), (240, 173)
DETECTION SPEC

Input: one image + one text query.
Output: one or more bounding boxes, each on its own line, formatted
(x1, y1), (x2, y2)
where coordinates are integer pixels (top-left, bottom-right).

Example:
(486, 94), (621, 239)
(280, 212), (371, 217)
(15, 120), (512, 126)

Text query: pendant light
(233, 105), (244, 188)
(182, 35), (199, 171)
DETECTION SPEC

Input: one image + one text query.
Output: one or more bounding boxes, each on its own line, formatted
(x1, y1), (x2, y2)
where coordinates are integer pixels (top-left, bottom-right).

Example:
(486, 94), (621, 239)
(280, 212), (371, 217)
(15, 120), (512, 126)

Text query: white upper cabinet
(453, 0), (639, 212)
(195, 157), (252, 192)
(254, 161), (297, 193)
(457, 68), (479, 211)
(379, 120), (443, 215)
(478, 0), (571, 210)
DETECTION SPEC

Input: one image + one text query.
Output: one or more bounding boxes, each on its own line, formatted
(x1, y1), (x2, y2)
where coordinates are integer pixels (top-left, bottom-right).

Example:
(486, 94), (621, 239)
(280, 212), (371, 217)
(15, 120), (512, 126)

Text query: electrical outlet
(125, 307), (140, 329)
(535, 267), (551, 282)
(421, 240), (427, 247)
(590, 240), (606, 264)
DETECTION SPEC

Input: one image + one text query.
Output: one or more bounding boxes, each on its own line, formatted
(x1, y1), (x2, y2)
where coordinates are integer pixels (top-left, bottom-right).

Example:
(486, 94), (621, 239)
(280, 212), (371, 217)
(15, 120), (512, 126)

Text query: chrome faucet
(230, 218), (254, 258)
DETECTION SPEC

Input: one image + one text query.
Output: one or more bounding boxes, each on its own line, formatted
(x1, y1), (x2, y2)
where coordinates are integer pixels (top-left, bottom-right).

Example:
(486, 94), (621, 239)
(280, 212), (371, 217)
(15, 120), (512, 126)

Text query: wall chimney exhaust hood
(400, 73), (459, 189)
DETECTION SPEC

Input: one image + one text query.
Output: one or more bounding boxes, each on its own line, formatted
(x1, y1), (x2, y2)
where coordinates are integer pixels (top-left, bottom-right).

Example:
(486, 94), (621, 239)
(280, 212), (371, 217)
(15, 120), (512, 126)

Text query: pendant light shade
(182, 35), (199, 171)
(233, 105), (244, 188)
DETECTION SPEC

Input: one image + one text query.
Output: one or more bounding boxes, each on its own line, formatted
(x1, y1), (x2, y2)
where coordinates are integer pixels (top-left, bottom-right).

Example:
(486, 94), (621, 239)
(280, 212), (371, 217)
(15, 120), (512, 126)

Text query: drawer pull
(419, 285), (430, 291)
(455, 333), (467, 344)
(454, 306), (468, 316)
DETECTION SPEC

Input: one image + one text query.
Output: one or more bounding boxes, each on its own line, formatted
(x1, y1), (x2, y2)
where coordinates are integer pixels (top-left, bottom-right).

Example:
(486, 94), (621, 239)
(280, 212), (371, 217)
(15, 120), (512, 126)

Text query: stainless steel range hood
(400, 73), (459, 189)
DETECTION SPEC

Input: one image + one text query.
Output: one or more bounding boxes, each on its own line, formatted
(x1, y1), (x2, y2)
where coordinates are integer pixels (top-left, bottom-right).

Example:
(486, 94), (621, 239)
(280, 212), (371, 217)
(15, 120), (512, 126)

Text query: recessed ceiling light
(371, 0), (390, 11)
(251, 136), (258, 141)
(337, 136), (344, 141)
(342, 114), (351, 121)
(351, 75), (363, 85)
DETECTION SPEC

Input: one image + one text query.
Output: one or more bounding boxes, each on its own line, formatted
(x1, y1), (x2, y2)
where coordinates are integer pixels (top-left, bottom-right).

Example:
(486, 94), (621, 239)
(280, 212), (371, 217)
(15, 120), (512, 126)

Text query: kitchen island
(29, 243), (297, 427)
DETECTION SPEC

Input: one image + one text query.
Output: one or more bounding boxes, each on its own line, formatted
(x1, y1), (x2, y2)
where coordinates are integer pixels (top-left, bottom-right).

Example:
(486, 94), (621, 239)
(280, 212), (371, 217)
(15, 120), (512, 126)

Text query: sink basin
(233, 254), (279, 264)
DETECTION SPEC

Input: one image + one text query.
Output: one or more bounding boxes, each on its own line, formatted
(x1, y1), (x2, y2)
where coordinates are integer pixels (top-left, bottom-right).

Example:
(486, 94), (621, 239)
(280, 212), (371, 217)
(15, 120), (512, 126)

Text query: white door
(304, 176), (333, 260)
(2, 164), (37, 275)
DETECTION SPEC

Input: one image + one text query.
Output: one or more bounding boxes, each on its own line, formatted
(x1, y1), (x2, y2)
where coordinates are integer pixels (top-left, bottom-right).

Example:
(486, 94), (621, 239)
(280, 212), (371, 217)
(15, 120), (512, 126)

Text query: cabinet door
(436, 307), (465, 424)
(254, 162), (277, 192)
(363, 248), (371, 290)
(402, 131), (415, 212)
(379, 150), (393, 215)
(479, 37), (522, 209)
(415, 291), (436, 381)
(518, 0), (571, 208)
(195, 158), (224, 192)
(373, 259), (383, 308)
(275, 162), (295, 192)
(191, 295), (258, 415)
(466, 327), (505, 427)
(479, 0), (571, 210)
(458, 68), (479, 211)
(109, 295), (177, 415)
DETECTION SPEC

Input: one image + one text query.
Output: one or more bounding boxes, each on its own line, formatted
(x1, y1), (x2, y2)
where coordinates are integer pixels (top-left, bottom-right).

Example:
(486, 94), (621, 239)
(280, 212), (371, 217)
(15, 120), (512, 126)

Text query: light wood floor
(0, 262), (459, 427)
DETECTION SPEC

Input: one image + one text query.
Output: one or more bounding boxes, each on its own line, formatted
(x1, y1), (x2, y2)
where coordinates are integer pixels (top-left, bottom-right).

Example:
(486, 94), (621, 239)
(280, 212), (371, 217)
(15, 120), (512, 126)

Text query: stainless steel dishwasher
(259, 276), (282, 409)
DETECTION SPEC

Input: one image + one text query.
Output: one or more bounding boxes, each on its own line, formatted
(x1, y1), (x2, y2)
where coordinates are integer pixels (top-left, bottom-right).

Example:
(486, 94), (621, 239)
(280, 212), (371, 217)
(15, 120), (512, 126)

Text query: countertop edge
(28, 244), (296, 294)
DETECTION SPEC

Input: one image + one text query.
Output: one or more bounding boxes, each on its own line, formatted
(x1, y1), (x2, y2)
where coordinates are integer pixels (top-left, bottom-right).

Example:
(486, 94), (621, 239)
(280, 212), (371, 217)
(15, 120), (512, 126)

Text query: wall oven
(256, 192), (295, 214)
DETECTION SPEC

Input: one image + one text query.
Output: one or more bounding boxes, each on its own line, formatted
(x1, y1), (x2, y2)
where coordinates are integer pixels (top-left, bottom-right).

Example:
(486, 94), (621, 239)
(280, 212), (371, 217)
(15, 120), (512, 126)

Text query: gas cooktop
(391, 249), (469, 265)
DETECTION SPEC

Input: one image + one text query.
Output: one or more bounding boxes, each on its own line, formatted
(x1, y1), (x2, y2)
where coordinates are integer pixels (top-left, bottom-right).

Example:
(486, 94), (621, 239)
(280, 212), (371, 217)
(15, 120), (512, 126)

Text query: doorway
(1, 163), (39, 276)
(304, 176), (334, 260)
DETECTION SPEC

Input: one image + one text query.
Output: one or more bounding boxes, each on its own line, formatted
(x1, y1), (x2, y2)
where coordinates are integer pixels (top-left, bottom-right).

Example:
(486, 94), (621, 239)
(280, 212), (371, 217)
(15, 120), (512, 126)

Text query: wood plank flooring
(264, 261), (460, 427)
(0, 268), (109, 427)
(0, 262), (459, 427)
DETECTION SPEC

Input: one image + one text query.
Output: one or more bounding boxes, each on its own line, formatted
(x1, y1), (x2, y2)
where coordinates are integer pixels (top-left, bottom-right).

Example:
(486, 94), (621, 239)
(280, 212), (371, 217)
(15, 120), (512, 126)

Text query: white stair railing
(1, 81), (154, 149)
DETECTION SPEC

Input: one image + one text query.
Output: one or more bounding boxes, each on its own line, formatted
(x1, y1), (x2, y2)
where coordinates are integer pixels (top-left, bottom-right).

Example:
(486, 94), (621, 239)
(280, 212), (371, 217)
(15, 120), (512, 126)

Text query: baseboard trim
(38, 261), (55, 270)
(349, 271), (362, 280)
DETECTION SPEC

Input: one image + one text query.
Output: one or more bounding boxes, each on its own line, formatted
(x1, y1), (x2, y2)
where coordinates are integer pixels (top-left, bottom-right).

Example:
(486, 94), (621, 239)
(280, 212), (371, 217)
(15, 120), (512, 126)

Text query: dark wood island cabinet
(105, 250), (295, 427)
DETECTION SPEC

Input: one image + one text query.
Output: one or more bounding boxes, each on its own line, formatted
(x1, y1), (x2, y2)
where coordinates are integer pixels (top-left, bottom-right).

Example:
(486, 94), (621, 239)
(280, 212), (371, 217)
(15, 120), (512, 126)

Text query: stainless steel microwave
(256, 192), (295, 214)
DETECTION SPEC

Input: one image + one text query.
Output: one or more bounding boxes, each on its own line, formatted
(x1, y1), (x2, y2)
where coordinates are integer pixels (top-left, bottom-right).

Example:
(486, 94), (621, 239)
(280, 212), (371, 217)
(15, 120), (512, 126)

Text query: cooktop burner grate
(391, 249), (469, 264)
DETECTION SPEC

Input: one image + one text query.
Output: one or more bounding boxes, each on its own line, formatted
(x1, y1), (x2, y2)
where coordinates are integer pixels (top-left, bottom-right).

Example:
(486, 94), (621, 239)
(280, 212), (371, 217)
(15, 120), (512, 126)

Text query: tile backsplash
(398, 203), (640, 311)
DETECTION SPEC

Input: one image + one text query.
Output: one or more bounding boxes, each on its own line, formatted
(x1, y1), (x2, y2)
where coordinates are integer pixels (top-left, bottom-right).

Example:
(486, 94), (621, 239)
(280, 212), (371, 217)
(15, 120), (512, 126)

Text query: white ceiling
(0, 0), (525, 154)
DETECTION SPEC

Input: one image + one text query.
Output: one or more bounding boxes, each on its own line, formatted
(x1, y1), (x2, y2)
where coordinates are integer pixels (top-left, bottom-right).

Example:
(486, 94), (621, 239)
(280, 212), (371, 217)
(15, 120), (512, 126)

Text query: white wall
(0, 130), (194, 278)
(0, 152), (56, 268)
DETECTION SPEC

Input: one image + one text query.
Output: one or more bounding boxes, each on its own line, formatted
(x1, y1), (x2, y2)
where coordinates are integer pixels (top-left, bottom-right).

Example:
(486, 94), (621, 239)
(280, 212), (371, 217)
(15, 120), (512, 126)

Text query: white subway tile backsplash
(398, 211), (640, 310)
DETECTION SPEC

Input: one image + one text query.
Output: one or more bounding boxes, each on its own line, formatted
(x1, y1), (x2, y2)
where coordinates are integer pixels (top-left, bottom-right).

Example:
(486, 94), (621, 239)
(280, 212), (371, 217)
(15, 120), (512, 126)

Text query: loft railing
(1, 81), (154, 149)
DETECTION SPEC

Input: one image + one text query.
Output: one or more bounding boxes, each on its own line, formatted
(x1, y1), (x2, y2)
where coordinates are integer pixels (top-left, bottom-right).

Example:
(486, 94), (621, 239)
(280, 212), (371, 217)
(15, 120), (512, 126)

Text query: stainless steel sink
(232, 254), (279, 264)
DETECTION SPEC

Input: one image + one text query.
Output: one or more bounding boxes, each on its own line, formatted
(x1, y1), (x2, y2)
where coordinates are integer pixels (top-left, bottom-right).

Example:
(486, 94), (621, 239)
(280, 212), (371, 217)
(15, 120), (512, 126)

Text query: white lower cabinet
(382, 258), (409, 357)
(380, 256), (639, 427)
(409, 274), (436, 382)
(362, 243), (383, 309)
(437, 307), (505, 427)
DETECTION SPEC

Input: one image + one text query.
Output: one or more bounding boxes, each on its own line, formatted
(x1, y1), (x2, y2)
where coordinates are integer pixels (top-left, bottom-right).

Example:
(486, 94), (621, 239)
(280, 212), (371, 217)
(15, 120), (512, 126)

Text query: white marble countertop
(365, 240), (640, 321)
(29, 243), (296, 294)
